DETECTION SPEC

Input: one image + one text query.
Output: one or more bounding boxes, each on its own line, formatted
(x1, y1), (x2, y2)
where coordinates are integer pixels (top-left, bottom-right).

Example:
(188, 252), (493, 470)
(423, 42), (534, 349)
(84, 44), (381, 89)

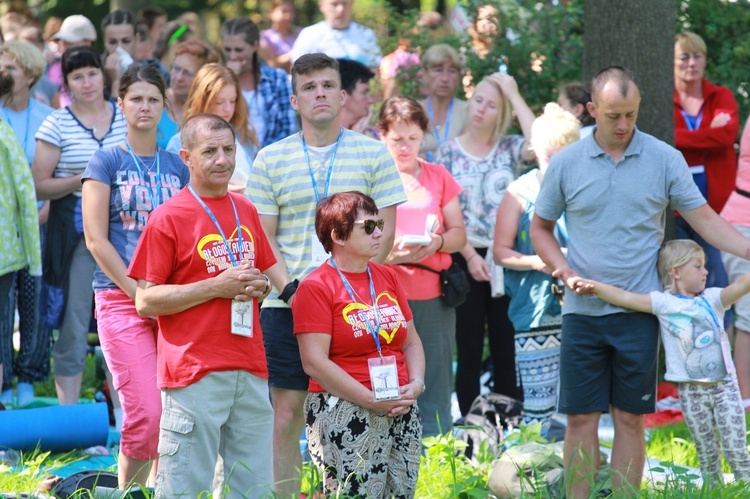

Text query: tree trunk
(583, 0), (674, 145)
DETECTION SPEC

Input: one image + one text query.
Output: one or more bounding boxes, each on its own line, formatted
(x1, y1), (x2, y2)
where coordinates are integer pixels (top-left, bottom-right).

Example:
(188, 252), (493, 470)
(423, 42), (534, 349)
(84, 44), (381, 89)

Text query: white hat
(54, 15), (97, 43)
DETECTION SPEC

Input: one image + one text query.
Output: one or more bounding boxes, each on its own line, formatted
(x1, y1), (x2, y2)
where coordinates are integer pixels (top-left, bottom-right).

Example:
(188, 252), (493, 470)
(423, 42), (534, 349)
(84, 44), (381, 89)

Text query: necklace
(126, 140), (158, 171)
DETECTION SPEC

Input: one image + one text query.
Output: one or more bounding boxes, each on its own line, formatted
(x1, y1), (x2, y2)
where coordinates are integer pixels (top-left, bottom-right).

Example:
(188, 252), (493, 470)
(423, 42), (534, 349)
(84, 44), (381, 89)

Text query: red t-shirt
(127, 189), (276, 389)
(292, 262), (414, 392)
(391, 159), (462, 300)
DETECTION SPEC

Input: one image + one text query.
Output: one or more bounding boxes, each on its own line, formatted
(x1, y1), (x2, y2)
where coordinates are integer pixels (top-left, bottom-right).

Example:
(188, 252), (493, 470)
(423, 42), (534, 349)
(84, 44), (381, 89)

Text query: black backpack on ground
(455, 393), (524, 461)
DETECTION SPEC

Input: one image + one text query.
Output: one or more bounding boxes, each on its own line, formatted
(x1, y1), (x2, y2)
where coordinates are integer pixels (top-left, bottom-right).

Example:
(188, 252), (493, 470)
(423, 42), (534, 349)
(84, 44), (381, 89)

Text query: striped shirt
(248, 128), (406, 307)
(35, 102), (127, 196)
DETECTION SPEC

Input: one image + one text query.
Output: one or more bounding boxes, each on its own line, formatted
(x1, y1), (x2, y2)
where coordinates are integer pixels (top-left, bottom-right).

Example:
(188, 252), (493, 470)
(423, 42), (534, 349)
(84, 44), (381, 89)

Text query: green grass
(5, 350), (750, 497)
(4, 422), (750, 497)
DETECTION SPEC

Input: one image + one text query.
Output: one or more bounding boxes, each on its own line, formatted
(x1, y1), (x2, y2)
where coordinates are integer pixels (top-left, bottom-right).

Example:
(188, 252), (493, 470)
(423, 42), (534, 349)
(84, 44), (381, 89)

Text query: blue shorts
(261, 307), (309, 391)
(558, 312), (658, 415)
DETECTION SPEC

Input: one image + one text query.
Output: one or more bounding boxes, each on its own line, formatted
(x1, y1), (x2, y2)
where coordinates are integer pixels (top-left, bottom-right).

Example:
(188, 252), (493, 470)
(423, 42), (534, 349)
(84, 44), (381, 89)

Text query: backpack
(51, 470), (119, 498)
(455, 393), (523, 461)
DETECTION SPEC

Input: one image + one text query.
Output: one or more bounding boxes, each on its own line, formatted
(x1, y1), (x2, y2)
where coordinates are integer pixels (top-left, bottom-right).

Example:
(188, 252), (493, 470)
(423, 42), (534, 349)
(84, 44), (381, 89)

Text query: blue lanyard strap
(302, 128), (343, 202)
(674, 294), (722, 329)
(426, 97), (453, 145)
(125, 141), (162, 207)
(680, 110), (703, 131)
(3, 105), (31, 156)
(187, 185), (244, 267)
(330, 258), (383, 356)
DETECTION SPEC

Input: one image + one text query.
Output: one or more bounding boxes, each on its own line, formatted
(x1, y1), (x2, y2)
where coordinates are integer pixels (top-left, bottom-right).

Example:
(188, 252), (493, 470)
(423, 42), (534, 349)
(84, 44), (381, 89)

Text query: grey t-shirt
(82, 145), (190, 291)
(535, 128), (705, 316)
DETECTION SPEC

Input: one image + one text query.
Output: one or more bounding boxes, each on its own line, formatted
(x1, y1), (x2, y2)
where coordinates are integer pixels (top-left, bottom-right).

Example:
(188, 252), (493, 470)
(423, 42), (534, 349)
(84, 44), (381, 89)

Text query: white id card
(368, 355), (400, 401)
(310, 234), (329, 267)
(231, 299), (253, 337)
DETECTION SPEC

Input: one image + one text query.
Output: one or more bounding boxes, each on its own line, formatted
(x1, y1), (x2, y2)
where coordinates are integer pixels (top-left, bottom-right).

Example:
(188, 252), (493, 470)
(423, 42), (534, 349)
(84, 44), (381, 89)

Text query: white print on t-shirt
(341, 291), (405, 343)
(116, 170), (183, 231)
(197, 226), (256, 273)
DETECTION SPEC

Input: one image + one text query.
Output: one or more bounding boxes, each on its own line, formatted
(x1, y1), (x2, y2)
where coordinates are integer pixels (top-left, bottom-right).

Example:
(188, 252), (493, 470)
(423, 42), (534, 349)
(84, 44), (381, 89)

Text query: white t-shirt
(290, 21), (382, 68)
(651, 288), (734, 383)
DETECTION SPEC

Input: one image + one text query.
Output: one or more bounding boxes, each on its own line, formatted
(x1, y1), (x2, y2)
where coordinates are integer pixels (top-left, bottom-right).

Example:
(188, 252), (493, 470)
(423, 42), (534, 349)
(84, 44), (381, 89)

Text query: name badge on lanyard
(188, 186), (254, 337)
(330, 258), (401, 401)
(368, 356), (400, 401)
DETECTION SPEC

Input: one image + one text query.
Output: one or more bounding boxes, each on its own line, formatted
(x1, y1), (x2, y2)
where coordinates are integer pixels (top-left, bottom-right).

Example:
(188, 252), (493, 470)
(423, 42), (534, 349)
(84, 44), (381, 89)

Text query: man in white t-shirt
(290, 0), (382, 69)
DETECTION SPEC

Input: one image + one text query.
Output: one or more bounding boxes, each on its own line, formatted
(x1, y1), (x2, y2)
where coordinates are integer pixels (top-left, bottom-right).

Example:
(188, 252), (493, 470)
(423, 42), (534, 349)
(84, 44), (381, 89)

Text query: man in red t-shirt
(128, 114), (286, 498)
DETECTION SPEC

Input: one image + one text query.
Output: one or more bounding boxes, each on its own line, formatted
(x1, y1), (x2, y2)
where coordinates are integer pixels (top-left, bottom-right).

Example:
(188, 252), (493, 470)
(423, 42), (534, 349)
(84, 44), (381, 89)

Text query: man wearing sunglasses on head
(247, 52), (405, 498)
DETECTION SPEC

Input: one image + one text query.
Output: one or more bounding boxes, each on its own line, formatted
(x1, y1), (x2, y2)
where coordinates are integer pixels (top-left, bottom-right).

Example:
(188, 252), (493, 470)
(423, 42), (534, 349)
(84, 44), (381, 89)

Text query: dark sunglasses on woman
(354, 219), (385, 234)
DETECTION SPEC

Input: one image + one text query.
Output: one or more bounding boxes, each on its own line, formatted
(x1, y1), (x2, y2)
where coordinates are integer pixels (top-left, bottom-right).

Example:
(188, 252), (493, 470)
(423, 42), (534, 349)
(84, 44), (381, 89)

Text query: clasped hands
(215, 262), (267, 301)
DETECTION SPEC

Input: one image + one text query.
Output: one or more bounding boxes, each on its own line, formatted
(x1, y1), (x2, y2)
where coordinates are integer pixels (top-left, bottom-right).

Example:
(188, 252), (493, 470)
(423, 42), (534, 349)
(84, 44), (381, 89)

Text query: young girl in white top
(574, 239), (750, 486)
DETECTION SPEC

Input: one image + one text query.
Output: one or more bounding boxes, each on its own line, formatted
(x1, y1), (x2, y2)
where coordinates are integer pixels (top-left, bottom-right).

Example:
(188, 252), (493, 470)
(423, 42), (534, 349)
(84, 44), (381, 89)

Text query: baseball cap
(54, 15), (97, 43)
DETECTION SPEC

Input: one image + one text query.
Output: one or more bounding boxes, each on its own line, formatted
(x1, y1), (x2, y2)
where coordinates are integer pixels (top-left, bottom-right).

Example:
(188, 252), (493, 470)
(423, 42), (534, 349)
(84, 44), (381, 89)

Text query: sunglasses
(354, 219), (385, 235)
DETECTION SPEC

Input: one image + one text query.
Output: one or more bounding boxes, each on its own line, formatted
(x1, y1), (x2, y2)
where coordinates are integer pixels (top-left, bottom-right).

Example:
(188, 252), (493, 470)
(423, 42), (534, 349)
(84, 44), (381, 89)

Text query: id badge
(231, 299), (253, 337)
(310, 235), (328, 267)
(368, 355), (400, 401)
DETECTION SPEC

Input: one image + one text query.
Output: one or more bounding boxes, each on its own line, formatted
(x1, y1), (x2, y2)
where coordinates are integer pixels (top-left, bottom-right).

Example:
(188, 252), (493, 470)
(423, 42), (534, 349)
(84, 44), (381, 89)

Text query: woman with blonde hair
(436, 72), (534, 419)
(166, 63), (258, 192)
(673, 31), (739, 328)
(419, 43), (467, 162)
(494, 103), (580, 433)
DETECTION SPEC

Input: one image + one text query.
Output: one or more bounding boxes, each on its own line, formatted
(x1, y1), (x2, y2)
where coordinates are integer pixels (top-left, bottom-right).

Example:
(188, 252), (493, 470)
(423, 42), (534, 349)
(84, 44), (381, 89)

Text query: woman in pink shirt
(259, 0), (299, 73)
(721, 116), (750, 407)
(378, 96), (466, 437)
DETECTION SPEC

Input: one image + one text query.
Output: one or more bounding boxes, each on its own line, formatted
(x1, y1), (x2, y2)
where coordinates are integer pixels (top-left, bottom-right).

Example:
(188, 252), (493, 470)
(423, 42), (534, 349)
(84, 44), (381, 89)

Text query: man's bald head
(591, 66), (639, 104)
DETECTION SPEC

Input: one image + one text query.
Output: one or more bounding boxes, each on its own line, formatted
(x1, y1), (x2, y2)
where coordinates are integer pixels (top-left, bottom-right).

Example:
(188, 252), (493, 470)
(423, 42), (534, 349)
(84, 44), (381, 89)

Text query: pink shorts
(95, 288), (161, 461)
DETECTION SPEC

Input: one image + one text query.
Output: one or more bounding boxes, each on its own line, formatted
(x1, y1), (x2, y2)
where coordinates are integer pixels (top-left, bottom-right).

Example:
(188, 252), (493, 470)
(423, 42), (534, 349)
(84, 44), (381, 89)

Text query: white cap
(54, 15), (97, 43)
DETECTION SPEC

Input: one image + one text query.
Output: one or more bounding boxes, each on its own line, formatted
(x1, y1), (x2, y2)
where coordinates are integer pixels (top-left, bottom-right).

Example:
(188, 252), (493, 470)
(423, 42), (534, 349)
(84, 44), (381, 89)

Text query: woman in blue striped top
(31, 45), (126, 405)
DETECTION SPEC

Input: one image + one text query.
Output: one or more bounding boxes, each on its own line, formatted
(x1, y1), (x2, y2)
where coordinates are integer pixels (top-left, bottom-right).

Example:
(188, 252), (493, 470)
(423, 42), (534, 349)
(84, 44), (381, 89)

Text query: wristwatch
(409, 377), (426, 394)
(261, 274), (272, 298)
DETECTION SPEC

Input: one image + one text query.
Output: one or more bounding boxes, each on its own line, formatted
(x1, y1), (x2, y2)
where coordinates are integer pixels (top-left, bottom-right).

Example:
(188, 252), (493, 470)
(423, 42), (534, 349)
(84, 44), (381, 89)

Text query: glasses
(676, 53), (704, 63)
(170, 65), (195, 79)
(354, 219), (385, 235)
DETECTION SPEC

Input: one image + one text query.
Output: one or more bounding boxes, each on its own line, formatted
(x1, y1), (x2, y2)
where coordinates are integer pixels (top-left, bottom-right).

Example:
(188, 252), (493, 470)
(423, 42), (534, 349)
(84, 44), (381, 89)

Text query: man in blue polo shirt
(531, 66), (750, 498)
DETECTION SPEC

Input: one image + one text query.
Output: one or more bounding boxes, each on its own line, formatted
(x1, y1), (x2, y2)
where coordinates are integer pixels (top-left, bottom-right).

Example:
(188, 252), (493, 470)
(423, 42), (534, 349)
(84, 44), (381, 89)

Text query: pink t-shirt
(390, 159), (462, 300)
(720, 116), (750, 226)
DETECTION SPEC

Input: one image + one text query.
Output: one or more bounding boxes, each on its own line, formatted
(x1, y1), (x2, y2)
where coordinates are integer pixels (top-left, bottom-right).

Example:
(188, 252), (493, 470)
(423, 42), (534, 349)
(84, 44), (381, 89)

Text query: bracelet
(466, 253), (479, 263)
(409, 377), (426, 394)
(279, 279), (299, 304)
(436, 234), (444, 252)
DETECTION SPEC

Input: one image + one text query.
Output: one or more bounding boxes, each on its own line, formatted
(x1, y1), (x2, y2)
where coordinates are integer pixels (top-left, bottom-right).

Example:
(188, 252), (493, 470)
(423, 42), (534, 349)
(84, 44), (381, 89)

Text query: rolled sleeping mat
(0, 402), (109, 452)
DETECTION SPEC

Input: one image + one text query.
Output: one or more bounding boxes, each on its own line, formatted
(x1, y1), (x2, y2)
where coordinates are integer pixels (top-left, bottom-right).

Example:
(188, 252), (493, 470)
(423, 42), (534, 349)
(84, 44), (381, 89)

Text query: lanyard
(125, 142), (162, 207)
(330, 258), (383, 357)
(301, 128), (343, 202)
(680, 110), (703, 131)
(426, 97), (453, 162)
(188, 185), (244, 267)
(3, 105), (31, 157)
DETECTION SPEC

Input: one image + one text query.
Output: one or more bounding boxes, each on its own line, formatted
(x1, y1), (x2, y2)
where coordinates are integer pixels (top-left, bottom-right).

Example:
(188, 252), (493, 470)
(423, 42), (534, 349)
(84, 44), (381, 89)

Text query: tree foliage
(385, 0), (750, 125)
(386, 0), (584, 114)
